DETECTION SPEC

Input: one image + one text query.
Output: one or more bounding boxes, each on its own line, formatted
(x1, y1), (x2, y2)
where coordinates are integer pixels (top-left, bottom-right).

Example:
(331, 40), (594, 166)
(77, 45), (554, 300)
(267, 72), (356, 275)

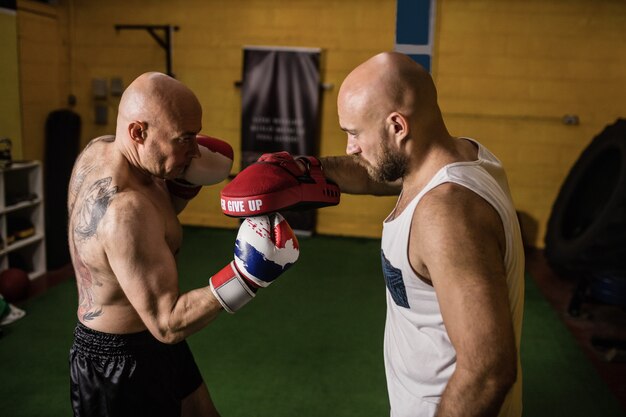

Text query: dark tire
(544, 119), (626, 278)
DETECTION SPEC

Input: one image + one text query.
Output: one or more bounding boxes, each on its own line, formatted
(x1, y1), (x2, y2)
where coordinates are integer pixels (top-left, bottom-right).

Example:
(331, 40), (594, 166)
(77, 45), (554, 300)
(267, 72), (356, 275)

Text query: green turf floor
(0, 227), (623, 416)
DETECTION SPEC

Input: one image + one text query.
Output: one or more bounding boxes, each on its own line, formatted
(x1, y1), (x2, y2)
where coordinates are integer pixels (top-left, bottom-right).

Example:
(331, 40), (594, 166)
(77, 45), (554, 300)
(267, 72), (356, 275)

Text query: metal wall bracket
(114, 24), (180, 77)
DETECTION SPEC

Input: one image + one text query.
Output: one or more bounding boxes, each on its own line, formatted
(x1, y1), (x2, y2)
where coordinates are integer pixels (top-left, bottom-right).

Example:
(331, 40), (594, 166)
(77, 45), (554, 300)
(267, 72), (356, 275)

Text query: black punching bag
(44, 109), (81, 269)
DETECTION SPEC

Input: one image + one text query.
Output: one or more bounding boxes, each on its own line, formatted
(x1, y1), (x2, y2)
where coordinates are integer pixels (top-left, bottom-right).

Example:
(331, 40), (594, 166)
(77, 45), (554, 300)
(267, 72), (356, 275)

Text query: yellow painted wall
(16, 0), (68, 163)
(64, 0), (398, 235)
(0, 7), (23, 159)
(435, 0), (626, 247)
(16, 0), (626, 247)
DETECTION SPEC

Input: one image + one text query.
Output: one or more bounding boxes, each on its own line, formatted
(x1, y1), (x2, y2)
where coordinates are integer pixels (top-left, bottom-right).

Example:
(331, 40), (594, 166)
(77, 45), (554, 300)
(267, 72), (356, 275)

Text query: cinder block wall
(435, 0), (626, 247)
(16, 0), (68, 162)
(15, 0), (626, 246)
(0, 8), (22, 159)
(61, 0), (398, 234)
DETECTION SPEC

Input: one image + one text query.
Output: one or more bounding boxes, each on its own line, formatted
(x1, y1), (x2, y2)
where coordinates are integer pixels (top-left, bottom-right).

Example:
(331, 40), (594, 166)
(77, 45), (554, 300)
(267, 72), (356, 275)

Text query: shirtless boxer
(67, 72), (299, 417)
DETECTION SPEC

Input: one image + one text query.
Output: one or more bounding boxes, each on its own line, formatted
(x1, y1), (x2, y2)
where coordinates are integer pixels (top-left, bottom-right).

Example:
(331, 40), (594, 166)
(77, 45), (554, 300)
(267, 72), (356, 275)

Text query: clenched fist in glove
(166, 134), (234, 201)
(209, 213), (299, 313)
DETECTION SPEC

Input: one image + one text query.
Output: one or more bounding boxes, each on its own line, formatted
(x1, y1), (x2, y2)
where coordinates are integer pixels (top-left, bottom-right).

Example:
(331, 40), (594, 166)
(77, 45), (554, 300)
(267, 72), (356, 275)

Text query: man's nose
(190, 139), (201, 158)
(346, 138), (360, 155)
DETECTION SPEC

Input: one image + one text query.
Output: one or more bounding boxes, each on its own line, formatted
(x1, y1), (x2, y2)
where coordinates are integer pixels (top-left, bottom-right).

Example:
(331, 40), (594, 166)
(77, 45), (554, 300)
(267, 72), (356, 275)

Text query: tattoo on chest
(74, 177), (118, 240)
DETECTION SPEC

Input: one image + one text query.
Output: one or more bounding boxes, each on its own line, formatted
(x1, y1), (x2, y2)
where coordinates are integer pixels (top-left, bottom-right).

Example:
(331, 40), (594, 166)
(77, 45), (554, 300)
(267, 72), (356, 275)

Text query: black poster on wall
(240, 46), (321, 234)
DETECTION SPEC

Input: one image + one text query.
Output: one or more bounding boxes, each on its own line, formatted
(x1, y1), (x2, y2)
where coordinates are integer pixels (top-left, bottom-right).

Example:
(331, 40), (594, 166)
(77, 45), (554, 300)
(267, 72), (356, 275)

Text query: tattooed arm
(101, 193), (224, 344)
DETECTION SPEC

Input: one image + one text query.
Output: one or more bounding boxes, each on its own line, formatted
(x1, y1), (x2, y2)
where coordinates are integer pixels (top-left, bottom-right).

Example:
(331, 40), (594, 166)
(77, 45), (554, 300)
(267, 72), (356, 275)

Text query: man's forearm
(320, 155), (400, 195)
(155, 286), (224, 344)
(436, 367), (514, 417)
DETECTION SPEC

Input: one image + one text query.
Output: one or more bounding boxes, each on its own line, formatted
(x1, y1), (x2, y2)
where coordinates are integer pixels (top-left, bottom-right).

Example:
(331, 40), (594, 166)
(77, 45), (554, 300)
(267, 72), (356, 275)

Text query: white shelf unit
(0, 161), (46, 280)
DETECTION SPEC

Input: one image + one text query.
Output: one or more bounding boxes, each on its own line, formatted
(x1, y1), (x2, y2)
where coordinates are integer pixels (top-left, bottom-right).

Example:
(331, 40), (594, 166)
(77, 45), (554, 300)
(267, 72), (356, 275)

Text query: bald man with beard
(321, 52), (525, 417)
(67, 73), (224, 417)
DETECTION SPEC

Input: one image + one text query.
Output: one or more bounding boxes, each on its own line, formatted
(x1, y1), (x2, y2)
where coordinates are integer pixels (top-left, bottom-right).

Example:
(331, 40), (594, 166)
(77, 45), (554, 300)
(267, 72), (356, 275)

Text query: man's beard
(369, 139), (408, 182)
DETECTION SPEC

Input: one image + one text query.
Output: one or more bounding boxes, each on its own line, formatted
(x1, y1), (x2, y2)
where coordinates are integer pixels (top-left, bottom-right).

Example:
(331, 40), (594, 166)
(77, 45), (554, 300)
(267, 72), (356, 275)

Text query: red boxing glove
(220, 151), (340, 217)
(167, 135), (234, 200)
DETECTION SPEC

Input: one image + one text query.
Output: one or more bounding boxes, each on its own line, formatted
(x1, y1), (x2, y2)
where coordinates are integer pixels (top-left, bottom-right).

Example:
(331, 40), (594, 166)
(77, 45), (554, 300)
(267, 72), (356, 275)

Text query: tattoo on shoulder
(72, 136), (113, 170)
(74, 177), (118, 240)
(86, 135), (115, 148)
(69, 164), (95, 211)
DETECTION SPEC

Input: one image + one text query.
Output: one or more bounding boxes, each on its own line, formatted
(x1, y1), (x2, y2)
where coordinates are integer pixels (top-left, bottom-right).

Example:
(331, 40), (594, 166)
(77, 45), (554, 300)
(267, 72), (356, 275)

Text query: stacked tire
(544, 119), (626, 279)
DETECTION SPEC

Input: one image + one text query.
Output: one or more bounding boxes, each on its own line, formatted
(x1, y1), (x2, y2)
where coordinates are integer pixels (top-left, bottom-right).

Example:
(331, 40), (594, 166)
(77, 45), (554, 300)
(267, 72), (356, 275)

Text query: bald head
(338, 52), (441, 128)
(117, 72), (201, 137)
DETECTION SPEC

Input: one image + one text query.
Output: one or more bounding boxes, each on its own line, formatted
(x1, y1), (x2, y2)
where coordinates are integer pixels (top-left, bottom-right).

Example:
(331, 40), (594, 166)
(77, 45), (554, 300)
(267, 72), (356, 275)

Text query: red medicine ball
(0, 268), (30, 303)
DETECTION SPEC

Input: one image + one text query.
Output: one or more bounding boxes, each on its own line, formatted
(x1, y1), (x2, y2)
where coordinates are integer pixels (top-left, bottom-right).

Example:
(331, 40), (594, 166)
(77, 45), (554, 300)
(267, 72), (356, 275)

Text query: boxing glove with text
(209, 213), (300, 313)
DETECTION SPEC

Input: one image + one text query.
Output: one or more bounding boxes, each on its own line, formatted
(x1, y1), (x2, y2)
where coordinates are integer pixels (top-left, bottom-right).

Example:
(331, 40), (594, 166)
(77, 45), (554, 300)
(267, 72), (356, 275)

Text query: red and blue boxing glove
(209, 213), (300, 313)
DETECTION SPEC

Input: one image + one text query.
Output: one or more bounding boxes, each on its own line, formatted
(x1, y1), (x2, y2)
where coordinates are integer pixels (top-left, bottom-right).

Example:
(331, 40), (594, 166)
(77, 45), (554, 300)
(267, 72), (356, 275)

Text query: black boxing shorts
(69, 322), (203, 417)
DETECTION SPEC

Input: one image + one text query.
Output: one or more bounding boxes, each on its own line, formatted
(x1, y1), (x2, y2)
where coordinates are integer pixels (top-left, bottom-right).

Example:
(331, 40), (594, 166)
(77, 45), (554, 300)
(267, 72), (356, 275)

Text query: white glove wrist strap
(209, 262), (256, 313)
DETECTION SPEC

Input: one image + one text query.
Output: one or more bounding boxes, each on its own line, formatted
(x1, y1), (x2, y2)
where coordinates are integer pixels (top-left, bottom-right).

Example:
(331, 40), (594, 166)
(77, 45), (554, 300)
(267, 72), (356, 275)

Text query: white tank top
(381, 138), (524, 417)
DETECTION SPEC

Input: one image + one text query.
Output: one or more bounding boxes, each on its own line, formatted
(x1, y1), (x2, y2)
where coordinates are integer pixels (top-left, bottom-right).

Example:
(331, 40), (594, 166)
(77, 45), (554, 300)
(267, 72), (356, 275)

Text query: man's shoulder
(413, 182), (501, 236)
(71, 136), (116, 180)
(88, 135), (115, 147)
(79, 135), (115, 159)
(97, 188), (163, 243)
(416, 182), (476, 215)
(106, 188), (160, 222)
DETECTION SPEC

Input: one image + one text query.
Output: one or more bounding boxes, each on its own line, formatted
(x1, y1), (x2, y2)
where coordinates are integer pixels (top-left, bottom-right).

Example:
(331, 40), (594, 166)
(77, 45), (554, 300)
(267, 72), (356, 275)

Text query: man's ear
(387, 112), (409, 146)
(129, 121), (146, 143)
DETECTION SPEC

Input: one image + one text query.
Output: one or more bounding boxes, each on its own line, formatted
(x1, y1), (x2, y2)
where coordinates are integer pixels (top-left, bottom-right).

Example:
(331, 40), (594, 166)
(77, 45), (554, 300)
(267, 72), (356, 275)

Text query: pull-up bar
(114, 24), (180, 77)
